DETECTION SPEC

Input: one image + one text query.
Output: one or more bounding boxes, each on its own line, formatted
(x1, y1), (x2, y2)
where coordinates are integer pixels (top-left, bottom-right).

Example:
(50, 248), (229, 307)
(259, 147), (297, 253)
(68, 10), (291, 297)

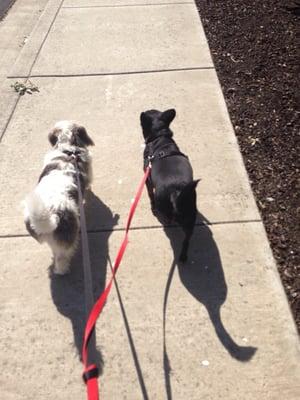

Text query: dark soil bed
(195, 0), (300, 330)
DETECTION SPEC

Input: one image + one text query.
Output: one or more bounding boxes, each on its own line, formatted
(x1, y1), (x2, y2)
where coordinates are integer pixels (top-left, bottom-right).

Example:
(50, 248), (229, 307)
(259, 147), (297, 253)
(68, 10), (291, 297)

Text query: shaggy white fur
(24, 121), (94, 274)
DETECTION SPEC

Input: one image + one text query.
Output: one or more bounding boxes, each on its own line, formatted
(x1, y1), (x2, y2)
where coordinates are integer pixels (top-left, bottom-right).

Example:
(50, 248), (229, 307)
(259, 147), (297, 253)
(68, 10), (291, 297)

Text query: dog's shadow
(164, 211), (257, 362)
(49, 190), (119, 372)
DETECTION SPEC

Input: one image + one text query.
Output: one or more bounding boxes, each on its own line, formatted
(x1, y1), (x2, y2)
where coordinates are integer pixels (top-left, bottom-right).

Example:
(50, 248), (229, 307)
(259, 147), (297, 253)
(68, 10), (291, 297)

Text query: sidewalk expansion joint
(62, 2), (195, 10)
(7, 66), (214, 80)
(0, 219), (262, 239)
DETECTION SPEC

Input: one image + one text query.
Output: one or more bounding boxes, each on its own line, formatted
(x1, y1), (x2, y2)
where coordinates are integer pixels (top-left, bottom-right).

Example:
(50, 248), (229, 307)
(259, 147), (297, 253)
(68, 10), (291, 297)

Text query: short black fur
(140, 108), (199, 262)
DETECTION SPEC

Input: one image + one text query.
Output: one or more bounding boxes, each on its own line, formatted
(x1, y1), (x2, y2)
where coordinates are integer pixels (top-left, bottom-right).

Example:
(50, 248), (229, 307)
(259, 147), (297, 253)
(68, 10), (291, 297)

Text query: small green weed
(11, 81), (39, 96)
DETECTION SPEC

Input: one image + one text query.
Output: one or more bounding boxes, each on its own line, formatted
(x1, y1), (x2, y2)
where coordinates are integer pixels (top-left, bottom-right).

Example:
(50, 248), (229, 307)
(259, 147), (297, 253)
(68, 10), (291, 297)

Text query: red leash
(81, 165), (151, 400)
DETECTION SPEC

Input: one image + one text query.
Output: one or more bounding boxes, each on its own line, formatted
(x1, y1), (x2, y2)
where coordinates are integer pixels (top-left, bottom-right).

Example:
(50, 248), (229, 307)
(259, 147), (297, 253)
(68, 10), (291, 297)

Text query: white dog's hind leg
(47, 237), (77, 275)
(53, 246), (76, 275)
(53, 253), (72, 274)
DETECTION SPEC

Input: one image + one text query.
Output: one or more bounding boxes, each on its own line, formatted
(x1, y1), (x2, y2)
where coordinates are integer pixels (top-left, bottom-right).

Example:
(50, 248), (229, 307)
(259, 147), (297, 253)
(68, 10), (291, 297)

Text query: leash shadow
(108, 257), (150, 400)
(163, 211), (257, 364)
(49, 190), (119, 373)
(162, 259), (177, 400)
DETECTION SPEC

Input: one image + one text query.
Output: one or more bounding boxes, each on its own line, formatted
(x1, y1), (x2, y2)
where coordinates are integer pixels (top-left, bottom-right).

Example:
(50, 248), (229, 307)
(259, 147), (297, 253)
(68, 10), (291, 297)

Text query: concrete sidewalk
(0, 0), (299, 399)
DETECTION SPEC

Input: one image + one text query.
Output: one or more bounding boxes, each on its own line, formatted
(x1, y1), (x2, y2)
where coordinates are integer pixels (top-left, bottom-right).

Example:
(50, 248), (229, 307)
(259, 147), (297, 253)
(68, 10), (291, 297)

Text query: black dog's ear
(193, 178), (201, 188)
(140, 112), (152, 130)
(161, 108), (176, 126)
(48, 128), (60, 146)
(77, 126), (94, 146)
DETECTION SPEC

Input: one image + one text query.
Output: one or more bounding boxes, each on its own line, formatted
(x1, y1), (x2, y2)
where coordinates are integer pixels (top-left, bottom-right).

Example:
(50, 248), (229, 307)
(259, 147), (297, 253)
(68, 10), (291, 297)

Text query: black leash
(73, 154), (99, 377)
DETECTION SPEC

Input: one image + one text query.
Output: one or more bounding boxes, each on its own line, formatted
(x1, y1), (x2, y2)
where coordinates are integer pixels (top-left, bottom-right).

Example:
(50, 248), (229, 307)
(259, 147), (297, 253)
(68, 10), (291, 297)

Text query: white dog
(23, 121), (94, 275)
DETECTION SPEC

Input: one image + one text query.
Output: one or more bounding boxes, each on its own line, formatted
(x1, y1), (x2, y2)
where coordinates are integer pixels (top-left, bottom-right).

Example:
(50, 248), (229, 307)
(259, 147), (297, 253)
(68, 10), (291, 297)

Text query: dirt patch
(195, 0), (300, 330)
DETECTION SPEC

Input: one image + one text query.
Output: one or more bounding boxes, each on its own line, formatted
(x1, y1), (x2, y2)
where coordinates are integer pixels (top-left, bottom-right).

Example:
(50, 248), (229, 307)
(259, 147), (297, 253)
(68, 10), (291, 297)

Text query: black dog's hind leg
(179, 217), (196, 263)
(179, 228), (192, 263)
(177, 181), (199, 262)
(146, 179), (156, 214)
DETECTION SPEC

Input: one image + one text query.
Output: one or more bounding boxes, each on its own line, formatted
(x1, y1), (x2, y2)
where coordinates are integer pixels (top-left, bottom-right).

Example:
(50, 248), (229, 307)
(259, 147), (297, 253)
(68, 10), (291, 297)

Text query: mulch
(195, 0), (300, 331)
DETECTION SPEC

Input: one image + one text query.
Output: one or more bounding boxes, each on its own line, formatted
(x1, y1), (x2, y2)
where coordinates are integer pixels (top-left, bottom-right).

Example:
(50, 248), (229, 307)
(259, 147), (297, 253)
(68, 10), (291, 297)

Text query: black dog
(140, 108), (199, 262)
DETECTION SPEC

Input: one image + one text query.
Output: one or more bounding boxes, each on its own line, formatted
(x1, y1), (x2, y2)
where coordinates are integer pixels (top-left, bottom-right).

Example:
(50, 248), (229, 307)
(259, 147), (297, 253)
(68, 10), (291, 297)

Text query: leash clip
(148, 155), (154, 168)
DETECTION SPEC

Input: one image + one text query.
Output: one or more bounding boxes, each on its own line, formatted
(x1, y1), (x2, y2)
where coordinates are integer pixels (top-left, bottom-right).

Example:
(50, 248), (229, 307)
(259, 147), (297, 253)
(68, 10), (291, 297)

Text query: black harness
(144, 141), (188, 169)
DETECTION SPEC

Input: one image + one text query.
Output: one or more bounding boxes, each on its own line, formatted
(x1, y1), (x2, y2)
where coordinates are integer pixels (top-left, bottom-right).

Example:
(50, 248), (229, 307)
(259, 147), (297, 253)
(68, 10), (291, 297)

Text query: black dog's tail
(170, 180), (200, 215)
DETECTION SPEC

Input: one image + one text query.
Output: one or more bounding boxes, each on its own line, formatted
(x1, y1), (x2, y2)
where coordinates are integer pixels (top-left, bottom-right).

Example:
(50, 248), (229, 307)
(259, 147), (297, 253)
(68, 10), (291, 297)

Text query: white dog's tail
(24, 192), (59, 235)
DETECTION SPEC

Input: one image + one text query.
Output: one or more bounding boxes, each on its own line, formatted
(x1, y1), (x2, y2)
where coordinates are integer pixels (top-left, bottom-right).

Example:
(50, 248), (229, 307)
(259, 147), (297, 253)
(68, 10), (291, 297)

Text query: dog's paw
(113, 213), (120, 223)
(53, 266), (70, 275)
(52, 262), (71, 275)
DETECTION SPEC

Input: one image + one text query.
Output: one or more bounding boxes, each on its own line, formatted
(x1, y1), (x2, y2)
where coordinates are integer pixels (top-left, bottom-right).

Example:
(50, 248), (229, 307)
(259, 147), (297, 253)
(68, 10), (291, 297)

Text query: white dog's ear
(76, 126), (94, 146)
(48, 128), (60, 146)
